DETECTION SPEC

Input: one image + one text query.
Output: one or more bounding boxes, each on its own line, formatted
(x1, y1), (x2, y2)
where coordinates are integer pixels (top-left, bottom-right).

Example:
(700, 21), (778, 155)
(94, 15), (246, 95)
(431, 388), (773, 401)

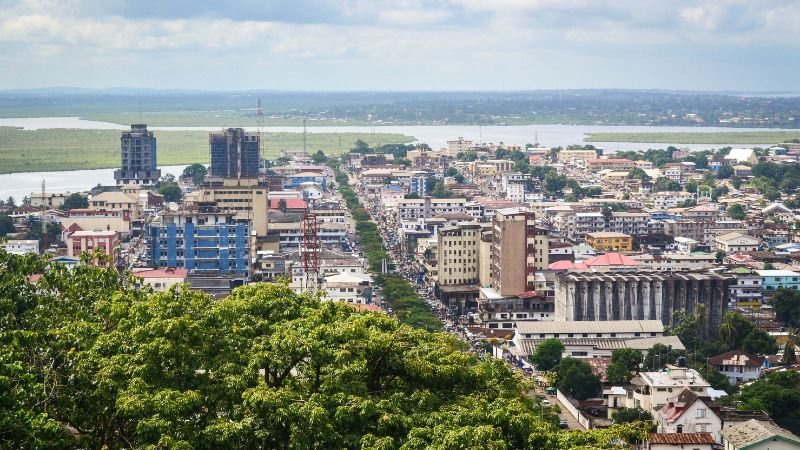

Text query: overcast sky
(1, 0), (798, 91)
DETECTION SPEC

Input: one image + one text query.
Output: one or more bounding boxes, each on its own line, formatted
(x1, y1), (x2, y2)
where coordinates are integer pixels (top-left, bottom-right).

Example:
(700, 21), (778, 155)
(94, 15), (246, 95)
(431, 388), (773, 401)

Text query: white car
(541, 399), (551, 406)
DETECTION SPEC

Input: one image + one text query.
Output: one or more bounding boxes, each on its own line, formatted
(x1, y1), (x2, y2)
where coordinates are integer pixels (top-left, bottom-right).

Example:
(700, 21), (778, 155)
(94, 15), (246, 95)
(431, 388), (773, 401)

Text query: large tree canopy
(0, 251), (650, 449)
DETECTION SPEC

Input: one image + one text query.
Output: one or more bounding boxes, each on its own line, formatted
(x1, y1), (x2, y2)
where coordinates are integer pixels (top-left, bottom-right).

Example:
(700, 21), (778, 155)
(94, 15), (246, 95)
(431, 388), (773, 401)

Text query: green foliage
(626, 167), (650, 181)
(734, 371), (800, 434)
(727, 203), (746, 220)
(531, 339), (565, 372)
(60, 193), (88, 211)
(555, 358), (600, 400)
(0, 250), (654, 449)
(716, 164), (734, 179)
(643, 344), (681, 371)
(770, 288), (800, 327)
(652, 177), (681, 193)
(606, 349), (643, 384)
(611, 408), (652, 424)
(676, 199), (697, 208)
(543, 172), (567, 197)
(0, 213), (14, 236)
(404, 192), (421, 199)
(159, 182), (183, 202)
(311, 149), (328, 164)
(718, 311), (778, 355)
(181, 163), (208, 185)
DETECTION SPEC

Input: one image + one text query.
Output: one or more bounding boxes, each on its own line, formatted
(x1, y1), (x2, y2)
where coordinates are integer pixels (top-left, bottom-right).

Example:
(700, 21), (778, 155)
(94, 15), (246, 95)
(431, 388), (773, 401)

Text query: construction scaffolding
(302, 212), (319, 290)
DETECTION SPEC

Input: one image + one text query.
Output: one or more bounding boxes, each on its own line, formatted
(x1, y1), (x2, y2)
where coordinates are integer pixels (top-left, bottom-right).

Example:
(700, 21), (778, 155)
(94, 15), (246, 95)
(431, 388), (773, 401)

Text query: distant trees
(159, 183), (182, 203)
(612, 408), (653, 424)
(727, 204), (746, 220)
(531, 339), (564, 372)
(311, 150), (328, 164)
(732, 371), (800, 434)
(555, 358), (601, 400)
(182, 163), (208, 185)
(0, 214), (14, 236)
(716, 164), (734, 179)
(60, 193), (88, 211)
(771, 288), (800, 328)
(626, 167), (650, 181)
(651, 177), (681, 193)
(605, 348), (644, 385)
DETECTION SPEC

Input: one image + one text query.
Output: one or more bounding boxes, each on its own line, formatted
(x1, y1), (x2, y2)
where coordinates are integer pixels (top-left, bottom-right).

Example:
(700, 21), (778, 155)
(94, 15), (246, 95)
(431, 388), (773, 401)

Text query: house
(630, 364), (712, 415)
(656, 387), (722, 440)
(755, 269), (800, 296)
(0, 239), (40, 255)
(720, 419), (800, 450)
(725, 148), (759, 165)
(715, 232), (761, 253)
(708, 351), (765, 385)
(67, 230), (119, 258)
(585, 232), (634, 252)
(132, 267), (189, 292)
(647, 433), (715, 450)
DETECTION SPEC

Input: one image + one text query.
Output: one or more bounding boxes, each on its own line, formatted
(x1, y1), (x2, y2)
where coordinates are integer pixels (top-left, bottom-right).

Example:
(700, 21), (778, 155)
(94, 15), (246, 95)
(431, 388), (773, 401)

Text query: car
(541, 399), (551, 406)
(559, 420), (568, 429)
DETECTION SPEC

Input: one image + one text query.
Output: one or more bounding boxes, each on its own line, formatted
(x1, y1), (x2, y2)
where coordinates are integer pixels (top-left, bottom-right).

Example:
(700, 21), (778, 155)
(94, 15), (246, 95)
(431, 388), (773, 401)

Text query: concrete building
(446, 137), (473, 155)
(0, 239), (40, 255)
(708, 351), (765, 385)
(721, 419), (800, 450)
(585, 232), (634, 252)
(209, 128), (260, 178)
(586, 158), (636, 172)
(554, 272), (731, 338)
(114, 124), (161, 186)
(197, 177), (269, 242)
(29, 191), (71, 209)
(656, 388), (721, 439)
(89, 191), (141, 219)
(653, 191), (696, 210)
(755, 269), (800, 296)
(67, 230), (119, 258)
(396, 197), (467, 220)
(491, 208), (538, 296)
(631, 365), (712, 415)
(727, 268), (763, 308)
(321, 272), (373, 304)
(715, 232), (761, 253)
(437, 223), (481, 309)
(62, 209), (132, 236)
(132, 267), (189, 292)
(557, 149), (597, 163)
(146, 202), (250, 275)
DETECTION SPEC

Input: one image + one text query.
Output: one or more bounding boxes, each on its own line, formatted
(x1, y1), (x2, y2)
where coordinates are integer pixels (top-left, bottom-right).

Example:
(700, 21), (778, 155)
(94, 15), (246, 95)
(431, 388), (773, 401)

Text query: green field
(0, 127), (414, 174)
(585, 131), (800, 145)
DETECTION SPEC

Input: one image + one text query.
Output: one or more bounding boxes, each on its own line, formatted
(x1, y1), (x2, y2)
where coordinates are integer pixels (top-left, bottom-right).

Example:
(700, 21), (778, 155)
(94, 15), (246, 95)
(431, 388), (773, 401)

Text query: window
(696, 408), (706, 418)
(676, 425), (683, 433)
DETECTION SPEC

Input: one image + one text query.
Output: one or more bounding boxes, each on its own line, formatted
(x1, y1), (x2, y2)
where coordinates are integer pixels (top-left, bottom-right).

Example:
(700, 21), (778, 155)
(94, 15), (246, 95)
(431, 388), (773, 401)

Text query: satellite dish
(167, 202), (179, 211)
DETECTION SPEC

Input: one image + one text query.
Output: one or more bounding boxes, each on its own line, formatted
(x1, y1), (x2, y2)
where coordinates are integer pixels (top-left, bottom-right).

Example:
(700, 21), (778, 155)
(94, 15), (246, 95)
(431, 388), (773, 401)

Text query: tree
(6, 196), (16, 208)
(555, 357), (600, 400)
(735, 371), (800, 434)
(684, 180), (698, 193)
(445, 167), (459, 177)
(667, 309), (700, 349)
(731, 176), (742, 189)
(431, 183), (453, 199)
(717, 164), (735, 179)
(727, 204), (746, 220)
(159, 183), (183, 202)
(352, 139), (370, 153)
(404, 193), (421, 199)
(643, 344), (681, 371)
(626, 167), (651, 181)
(612, 408), (652, 424)
(182, 163), (208, 185)
(160, 173), (176, 184)
(652, 177), (681, 193)
(543, 172), (567, 196)
(770, 288), (800, 327)
(531, 339), (565, 372)
(311, 150), (328, 164)
(453, 174), (466, 184)
(60, 193), (88, 211)
(606, 363), (635, 385)
(0, 214), (14, 236)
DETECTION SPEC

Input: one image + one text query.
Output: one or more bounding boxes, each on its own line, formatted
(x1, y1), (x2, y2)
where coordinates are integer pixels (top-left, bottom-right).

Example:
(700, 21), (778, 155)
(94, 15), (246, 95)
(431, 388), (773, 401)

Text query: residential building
(89, 191), (141, 219)
(647, 432), (715, 450)
(653, 191), (696, 210)
(715, 232), (761, 253)
(721, 419), (800, 450)
(0, 239), (40, 255)
(491, 208), (537, 296)
(708, 351), (765, 385)
(755, 269), (800, 296)
(396, 197), (467, 220)
(321, 272), (373, 304)
(67, 230), (120, 258)
(114, 124), (161, 186)
(62, 209), (132, 236)
(29, 191), (71, 209)
(477, 289), (552, 328)
(209, 128), (260, 178)
(197, 177), (269, 239)
(132, 267), (189, 292)
(554, 272), (731, 336)
(146, 202), (250, 275)
(557, 149), (598, 163)
(586, 158), (636, 172)
(656, 388), (722, 439)
(446, 137), (473, 155)
(585, 232), (634, 252)
(727, 268), (763, 308)
(285, 171), (327, 191)
(725, 148), (759, 165)
(631, 365), (712, 415)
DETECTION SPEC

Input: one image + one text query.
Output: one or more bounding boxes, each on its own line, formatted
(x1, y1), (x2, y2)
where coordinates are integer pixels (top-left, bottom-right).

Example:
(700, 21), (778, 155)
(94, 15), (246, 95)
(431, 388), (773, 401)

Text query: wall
(556, 389), (593, 430)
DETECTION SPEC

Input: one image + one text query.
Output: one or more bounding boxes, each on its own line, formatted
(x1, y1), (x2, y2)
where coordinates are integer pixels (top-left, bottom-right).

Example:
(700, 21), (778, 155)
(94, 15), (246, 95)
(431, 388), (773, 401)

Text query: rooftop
(648, 433), (715, 445)
(720, 419), (800, 448)
(583, 252), (640, 267)
(133, 268), (189, 279)
(515, 320), (663, 335)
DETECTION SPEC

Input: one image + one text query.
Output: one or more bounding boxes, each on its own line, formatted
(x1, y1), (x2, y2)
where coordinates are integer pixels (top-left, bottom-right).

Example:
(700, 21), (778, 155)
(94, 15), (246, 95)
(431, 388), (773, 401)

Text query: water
(0, 165), (186, 202)
(0, 117), (791, 200)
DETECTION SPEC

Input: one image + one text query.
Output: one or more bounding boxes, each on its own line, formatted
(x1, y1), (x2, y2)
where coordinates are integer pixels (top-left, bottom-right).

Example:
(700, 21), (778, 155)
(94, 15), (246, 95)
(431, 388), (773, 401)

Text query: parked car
(559, 420), (568, 429)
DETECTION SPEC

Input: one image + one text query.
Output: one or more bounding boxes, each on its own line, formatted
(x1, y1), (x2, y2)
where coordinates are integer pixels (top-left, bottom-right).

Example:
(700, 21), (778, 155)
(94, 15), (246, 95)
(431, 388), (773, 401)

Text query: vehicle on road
(559, 420), (568, 429)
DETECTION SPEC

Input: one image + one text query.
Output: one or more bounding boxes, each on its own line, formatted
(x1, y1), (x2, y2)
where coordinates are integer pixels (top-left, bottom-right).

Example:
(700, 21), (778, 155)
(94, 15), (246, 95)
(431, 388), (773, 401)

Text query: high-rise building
(114, 124), (161, 186)
(490, 208), (538, 297)
(209, 128), (260, 178)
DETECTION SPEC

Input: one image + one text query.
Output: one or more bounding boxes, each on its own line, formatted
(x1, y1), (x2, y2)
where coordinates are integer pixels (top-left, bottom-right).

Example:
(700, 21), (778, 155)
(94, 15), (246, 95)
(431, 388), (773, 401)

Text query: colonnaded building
(554, 271), (731, 338)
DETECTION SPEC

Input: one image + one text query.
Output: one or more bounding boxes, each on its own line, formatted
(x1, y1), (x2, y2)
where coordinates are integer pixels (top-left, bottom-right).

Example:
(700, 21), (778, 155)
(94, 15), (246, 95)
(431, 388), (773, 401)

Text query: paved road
(529, 385), (586, 430)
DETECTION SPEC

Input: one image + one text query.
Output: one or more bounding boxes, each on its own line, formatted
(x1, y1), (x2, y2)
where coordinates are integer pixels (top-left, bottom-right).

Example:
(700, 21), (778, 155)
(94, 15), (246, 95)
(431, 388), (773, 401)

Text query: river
(0, 117), (791, 200)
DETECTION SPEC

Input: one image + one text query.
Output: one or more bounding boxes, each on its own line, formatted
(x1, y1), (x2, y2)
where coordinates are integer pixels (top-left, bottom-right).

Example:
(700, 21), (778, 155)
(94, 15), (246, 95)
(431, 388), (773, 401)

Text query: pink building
(67, 230), (119, 258)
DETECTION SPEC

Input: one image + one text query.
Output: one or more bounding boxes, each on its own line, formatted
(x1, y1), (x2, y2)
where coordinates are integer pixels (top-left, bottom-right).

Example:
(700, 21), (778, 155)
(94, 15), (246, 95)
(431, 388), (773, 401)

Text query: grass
(584, 131), (800, 145)
(0, 127), (414, 174)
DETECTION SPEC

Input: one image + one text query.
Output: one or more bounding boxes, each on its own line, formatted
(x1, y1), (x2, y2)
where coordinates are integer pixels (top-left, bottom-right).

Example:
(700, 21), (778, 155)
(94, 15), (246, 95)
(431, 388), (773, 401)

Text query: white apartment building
(396, 198), (467, 220)
(653, 191), (695, 210)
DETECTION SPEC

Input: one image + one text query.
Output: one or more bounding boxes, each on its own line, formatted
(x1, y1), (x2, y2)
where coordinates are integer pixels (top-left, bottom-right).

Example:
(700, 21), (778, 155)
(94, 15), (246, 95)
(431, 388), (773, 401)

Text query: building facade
(114, 124), (161, 186)
(209, 128), (260, 178)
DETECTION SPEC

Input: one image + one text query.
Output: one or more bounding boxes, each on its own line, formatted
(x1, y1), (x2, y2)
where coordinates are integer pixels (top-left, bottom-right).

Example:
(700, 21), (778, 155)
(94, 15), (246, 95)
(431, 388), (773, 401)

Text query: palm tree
(782, 328), (800, 365)
(718, 313), (738, 348)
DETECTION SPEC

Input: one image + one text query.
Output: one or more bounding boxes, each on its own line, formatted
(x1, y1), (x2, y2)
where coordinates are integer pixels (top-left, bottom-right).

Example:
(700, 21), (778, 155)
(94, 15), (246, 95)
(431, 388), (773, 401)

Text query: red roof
(134, 268), (189, 279)
(648, 433), (715, 445)
(584, 253), (640, 267)
(269, 198), (308, 210)
(548, 260), (587, 270)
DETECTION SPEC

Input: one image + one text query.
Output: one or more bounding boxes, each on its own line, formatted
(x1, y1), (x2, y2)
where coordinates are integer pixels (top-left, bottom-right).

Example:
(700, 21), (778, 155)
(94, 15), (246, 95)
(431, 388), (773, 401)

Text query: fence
(556, 389), (593, 430)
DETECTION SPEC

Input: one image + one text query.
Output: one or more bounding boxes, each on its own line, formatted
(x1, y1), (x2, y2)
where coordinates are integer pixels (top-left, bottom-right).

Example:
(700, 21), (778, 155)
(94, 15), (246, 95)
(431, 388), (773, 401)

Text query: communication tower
(302, 211), (319, 290)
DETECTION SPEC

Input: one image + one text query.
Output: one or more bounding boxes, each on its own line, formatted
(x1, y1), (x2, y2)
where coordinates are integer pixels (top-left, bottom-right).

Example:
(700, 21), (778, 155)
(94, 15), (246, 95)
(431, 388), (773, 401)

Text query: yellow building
(585, 232), (634, 252)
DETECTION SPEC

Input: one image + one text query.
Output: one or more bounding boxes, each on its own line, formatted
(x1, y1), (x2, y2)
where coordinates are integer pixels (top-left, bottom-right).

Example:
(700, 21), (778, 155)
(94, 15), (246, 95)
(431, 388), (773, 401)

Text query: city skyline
(1, 0), (799, 91)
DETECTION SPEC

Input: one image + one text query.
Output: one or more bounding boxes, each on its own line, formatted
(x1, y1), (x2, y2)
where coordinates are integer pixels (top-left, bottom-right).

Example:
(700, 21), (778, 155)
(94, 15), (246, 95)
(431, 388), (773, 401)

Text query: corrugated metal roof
(515, 320), (664, 335)
(648, 432), (715, 445)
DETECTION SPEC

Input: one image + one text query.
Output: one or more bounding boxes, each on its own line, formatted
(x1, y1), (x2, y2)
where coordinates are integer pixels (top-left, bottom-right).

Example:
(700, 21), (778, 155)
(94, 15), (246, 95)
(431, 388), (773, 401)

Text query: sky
(0, 0), (799, 91)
